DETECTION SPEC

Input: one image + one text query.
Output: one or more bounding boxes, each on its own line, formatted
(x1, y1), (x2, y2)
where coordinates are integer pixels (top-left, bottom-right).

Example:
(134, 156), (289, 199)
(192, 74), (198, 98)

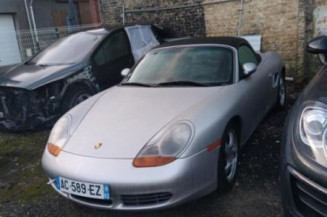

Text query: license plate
(55, 176), (110, 200)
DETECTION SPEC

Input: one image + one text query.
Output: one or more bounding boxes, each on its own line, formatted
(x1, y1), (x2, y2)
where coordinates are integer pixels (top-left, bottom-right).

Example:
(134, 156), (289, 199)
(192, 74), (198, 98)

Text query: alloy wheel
(224, 129), (238, 183)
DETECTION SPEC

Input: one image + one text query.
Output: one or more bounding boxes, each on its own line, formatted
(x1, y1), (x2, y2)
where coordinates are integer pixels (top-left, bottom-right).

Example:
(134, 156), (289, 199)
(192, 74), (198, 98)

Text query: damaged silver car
(0, 25), (161, 130)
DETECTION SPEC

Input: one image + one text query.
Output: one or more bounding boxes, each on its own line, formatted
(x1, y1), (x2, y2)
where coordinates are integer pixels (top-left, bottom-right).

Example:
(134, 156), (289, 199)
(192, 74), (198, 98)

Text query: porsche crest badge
(94, 142), (102, 150)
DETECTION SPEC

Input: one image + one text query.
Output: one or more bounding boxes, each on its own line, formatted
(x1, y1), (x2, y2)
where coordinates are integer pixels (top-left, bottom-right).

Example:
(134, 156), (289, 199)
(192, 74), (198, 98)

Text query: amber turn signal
(133, 156), (176, 167)
(207, 139), (221, 152)
(47, 143), (61, 157)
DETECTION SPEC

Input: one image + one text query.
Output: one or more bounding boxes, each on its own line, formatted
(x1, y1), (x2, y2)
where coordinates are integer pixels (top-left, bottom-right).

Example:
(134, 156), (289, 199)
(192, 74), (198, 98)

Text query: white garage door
(0, 14), (22, 66)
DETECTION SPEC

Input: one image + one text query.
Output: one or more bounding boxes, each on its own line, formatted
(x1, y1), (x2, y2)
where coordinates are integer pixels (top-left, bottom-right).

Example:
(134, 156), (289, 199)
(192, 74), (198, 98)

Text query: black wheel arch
(281, 66), (286, 77)
(63, 79), (98, 97)
(227, 116), (242, 141)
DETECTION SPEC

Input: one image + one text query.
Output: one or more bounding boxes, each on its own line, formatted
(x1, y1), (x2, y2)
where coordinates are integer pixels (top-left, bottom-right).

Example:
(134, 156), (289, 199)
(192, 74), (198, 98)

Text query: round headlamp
(133, 121), (194, 167)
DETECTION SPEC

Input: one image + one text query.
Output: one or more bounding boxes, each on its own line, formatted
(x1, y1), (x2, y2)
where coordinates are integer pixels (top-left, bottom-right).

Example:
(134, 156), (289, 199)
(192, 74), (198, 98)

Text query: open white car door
(125, 25), (160, 62)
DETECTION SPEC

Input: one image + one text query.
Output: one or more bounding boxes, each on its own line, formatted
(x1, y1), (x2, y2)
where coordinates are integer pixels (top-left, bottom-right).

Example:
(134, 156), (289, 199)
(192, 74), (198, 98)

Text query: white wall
(0, 14), (22, 66)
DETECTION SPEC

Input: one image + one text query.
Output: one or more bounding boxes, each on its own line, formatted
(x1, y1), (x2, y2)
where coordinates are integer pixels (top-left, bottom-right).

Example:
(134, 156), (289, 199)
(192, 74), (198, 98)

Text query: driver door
(92, 29), (135, 89)
(238, 45), (271, 133)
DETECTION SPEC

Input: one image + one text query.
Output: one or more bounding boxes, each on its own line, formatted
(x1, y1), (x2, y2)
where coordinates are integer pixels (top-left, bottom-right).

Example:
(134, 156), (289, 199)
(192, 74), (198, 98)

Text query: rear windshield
(29, 32), (104, 66)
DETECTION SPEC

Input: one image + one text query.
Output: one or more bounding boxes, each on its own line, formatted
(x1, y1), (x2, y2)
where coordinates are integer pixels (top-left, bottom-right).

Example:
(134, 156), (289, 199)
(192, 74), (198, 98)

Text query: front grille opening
(121, 192), (172, 206)
(71, 194), (113, 206)
(291, 174), (327, 217)
(0, 88), (28, 122)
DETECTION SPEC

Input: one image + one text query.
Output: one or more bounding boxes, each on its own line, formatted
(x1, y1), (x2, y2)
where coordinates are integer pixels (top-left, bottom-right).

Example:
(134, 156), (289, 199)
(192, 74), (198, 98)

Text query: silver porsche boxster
(42, 37), (286, 210)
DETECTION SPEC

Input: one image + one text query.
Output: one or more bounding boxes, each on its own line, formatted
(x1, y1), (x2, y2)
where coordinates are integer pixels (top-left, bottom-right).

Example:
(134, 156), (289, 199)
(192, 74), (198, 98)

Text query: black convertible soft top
(157, 37), (252, 49)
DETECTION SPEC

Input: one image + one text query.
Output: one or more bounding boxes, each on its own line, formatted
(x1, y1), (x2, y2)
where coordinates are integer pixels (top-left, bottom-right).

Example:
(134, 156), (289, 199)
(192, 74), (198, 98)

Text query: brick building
(100, 0), (327, 80)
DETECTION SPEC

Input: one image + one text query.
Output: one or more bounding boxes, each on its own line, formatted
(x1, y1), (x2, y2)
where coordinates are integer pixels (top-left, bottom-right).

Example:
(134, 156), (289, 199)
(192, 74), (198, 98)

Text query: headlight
(300, 107), (327, 148)
(133, 121), (194, 167)
(296, 103), (327, 166)
(47, 115), (71, 157)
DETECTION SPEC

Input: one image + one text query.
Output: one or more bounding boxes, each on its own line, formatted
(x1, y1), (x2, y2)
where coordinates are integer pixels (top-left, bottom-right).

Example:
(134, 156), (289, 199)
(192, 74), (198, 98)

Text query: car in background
(0, 25), (161, 130)
(281, 36), (327, 217)
(42, 37), (286, 210)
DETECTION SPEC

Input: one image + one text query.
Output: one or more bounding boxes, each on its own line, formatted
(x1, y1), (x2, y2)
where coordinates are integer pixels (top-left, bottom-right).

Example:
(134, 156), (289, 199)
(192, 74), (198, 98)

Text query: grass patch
(0, 130), (51, 204)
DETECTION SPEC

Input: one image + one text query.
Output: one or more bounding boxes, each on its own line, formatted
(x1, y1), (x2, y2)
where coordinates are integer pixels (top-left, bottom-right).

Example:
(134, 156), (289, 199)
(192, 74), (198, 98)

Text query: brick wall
(303, 0), (327, 79)
(99, 0), (327, 80)
(100, 0), (206, 37)
(205, 0), (305, 79)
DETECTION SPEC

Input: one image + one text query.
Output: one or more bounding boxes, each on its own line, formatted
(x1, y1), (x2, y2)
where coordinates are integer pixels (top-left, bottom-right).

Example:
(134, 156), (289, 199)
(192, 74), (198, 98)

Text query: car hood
(0, 63), (82, 90)
(63, 86), (224, 159)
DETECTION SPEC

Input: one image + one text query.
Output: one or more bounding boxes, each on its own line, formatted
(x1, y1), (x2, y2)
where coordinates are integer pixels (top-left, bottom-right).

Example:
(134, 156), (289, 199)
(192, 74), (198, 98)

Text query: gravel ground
(0, 83), (301, 217)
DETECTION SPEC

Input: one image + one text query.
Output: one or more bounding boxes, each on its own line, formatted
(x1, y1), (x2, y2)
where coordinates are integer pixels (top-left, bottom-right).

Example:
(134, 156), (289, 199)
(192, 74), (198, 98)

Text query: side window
(238, 45), (258, 66)
(93, 30), (130, 67)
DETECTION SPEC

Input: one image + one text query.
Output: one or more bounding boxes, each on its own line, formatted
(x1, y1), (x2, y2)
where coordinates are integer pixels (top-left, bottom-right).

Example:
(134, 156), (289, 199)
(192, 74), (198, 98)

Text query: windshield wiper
(155, 81), (209, 87)
(38, 64), (50, 67)
(120, 82), (155, 87)
(24, 62), (51, 67)
(24, 61), (34, 66)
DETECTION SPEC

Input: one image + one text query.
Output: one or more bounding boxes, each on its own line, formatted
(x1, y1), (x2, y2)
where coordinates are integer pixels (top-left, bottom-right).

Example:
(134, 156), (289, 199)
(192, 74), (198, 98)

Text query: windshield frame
(122, 44), (238, 87)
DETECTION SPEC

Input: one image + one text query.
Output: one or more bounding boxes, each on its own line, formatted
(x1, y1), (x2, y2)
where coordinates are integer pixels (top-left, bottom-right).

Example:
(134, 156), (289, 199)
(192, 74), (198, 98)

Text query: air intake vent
(71, 194), (113, 206)
(121, 192), (172, 206)
(291, 174), (327, 217)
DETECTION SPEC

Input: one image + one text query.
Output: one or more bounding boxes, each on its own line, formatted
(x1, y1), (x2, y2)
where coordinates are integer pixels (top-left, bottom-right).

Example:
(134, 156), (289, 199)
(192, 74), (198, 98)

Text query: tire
(275, 74), (286, 110)
(62, 85), (93, 112)
(217, 123), (240, 192)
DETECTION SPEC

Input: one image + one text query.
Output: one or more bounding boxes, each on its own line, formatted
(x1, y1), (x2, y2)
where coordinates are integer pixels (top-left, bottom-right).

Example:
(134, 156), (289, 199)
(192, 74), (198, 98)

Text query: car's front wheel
(62, 85), (93, 112)
(218, 123), (239, 192)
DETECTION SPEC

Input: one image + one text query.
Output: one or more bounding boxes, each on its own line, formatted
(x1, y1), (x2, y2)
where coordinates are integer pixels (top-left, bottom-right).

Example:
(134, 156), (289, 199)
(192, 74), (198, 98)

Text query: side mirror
(243, 63), (257, 77)
(307, 36), (327, 64)
(121, 68), (130, 77)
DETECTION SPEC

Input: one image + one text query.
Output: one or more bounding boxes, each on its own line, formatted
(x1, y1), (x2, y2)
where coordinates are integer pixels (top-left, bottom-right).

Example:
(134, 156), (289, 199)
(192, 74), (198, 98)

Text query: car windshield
(124, 46), (234, 87)
(29, 32), (104, 66)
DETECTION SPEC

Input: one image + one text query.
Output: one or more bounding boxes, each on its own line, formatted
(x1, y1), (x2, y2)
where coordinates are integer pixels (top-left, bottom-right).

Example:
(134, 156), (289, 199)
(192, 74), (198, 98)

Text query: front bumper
(0, 87), (42, 130)
(0, 87), (59, 130)
(0, 87), (29, 129)
(281, 106), (327, 217)
(42, 148), (218, 210)
(282, 166), (327, 217)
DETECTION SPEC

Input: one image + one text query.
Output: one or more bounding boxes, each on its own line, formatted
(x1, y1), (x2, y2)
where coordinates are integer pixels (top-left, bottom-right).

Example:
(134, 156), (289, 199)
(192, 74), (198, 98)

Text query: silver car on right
(42, 37), (286, 210)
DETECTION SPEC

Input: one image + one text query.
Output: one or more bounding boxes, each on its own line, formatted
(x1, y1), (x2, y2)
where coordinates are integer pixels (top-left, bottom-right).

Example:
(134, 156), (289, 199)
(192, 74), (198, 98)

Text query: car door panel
(94, 55), (134, 89)
(92, 29), (135, 89)
(240, 65), (268, 134)
(238, 45), (271, 134)
(261, 52), (283, 110)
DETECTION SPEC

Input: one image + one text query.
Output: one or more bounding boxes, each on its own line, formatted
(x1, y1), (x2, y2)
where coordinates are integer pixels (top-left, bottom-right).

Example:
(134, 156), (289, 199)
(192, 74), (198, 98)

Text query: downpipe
(24, 0), (38, 54)
(122, 3), (126, 25)
(29, 0), (39, 45)
(237, 0), (245, 36)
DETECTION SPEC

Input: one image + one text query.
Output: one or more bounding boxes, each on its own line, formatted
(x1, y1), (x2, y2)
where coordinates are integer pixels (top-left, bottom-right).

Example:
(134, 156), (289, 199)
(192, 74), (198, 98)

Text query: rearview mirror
(121, 68), (131, 77)
(307, 36), (327, 64)
(243, 63), (257, 77)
